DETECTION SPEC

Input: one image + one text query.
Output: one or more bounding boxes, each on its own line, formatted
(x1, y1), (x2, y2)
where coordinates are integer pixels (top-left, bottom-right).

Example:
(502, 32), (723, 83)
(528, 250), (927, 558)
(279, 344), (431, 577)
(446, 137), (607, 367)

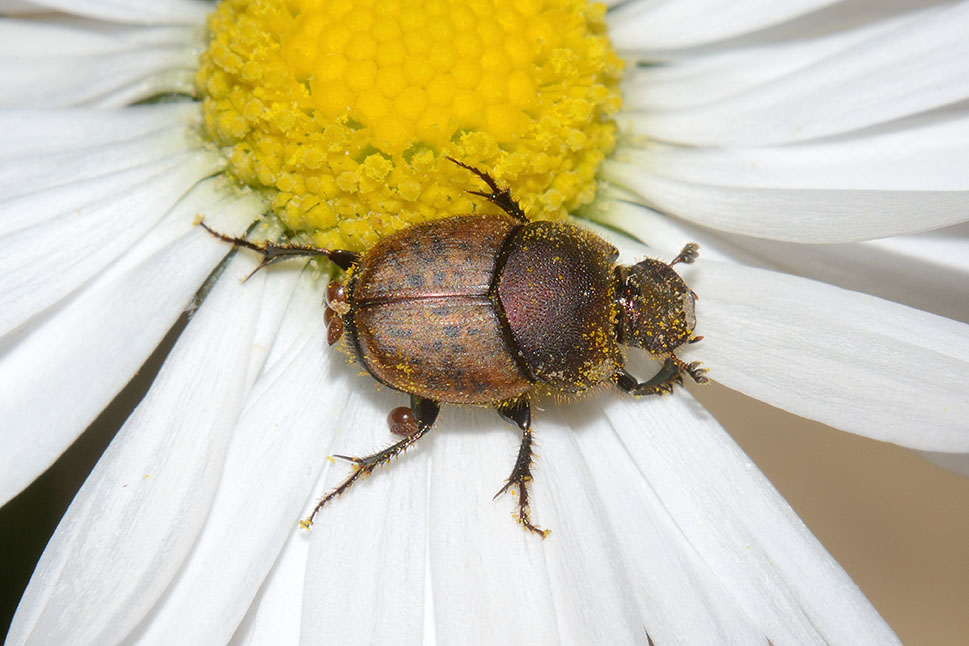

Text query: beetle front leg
(299, 396), (440, 529)
(494, 397), (549, 538)
(615, 358), (683, 396)
(616, 356), (708, 397)
(669, 354), (709, 384)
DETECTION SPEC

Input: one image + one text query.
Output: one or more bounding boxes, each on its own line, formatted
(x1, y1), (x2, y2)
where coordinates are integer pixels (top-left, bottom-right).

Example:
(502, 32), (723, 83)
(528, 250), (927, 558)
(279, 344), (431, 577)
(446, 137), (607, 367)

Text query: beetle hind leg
(299, 396), (440, 529)
(494, 397), (549, 538)
(197, 218), (361, 279)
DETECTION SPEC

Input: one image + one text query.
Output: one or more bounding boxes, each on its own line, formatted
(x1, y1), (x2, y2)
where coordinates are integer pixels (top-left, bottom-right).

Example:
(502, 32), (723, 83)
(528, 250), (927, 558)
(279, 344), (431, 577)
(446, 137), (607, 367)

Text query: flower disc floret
(197, 0), (623, 251)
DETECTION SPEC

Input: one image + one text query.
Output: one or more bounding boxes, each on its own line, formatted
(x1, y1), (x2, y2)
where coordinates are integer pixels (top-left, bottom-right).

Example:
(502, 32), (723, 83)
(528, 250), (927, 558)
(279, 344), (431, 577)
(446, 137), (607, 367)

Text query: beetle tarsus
(299, 397), (440, 529)
(494, 398), (549, 538)
(668, 354), (709, 384)
(198, 218), (361, 277)
(447, 157), (528, 223)
(670, 242), (700, 266)
(684, 360), (710, 384)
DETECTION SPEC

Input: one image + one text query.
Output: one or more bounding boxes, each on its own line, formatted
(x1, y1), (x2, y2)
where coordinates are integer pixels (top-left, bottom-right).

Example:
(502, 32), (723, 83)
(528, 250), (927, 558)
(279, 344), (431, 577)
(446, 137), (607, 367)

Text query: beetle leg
(670, 242), (700, 266)
(616, 356), (709, 396)
(670, 355), (710, 384)
(198, 218), (361, 279)
(493, 397), (549, 538)
(446, 157), (528, 223)
(299, 397), (439, 529)
(615, 358), (683, 396)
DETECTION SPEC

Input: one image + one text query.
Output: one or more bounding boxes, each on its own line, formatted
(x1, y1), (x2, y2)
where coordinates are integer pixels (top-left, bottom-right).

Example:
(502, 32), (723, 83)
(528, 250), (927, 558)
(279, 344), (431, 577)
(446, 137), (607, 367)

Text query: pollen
(197, 0), (623, 251)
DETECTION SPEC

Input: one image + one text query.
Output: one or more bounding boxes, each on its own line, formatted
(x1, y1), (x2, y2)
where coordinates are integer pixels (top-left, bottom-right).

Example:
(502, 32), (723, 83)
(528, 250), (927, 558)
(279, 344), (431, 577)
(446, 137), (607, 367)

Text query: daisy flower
(3, 0), (968, 644)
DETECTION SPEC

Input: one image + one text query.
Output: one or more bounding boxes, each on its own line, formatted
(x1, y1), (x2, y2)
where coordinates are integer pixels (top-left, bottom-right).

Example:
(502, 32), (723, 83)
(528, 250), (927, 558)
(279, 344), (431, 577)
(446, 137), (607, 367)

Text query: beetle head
(616, 258), (696, 355)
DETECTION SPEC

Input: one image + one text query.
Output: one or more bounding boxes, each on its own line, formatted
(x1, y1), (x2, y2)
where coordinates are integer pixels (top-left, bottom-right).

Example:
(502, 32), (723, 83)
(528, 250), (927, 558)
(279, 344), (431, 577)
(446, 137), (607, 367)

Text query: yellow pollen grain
(197, 0), (623, 252)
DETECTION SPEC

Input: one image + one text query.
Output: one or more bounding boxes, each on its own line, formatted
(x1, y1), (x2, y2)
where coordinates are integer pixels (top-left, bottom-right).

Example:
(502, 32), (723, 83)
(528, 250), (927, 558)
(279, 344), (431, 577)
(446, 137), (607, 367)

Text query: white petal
(427, 408), (561, 644)
(608, 0), (840, 51)
(692, 262), (969, 451)
(301, 387), (431, 645)
(20, 0), (210, 25)
(601, 393), (900, 644)
(1, 151), (199, 235)
(620, 113), (969, 191)
(0, 147), (224, 338)
(0, 18), (201, 108)
(701, 229), (969, 325)
(8, 254), (282, 646)
(0, 104), (199, 158)
(0, 181), (262, 507)
(0, 121), (200, 199)
(870, 225), (969, 278)
(0, 104), (205, 234)
(0, 1), (44, 13)
(558, 400), (766, 644)
(601, 159), (969, 242)
(621, 8), (921, 110)
(231, 531), (308, 646)
(915, 451), (969, 478)
(432, 407), (645, 644)
(127, 269), (339, 645)
(622, 1), (969, 145)
(582, 201), (728, 263)
(529, 409), (671, 643)
(0, 17), (199, 57)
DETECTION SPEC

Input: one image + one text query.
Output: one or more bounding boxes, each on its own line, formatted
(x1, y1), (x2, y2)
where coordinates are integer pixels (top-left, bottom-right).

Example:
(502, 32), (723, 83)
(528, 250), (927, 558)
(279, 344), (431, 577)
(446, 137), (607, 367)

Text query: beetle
(201, 159), (707, 537)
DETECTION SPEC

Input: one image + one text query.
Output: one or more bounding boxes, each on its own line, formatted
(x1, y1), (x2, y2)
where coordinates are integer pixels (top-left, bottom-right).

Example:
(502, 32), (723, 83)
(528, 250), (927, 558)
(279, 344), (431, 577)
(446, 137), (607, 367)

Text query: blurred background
(2, 322), (968, 643)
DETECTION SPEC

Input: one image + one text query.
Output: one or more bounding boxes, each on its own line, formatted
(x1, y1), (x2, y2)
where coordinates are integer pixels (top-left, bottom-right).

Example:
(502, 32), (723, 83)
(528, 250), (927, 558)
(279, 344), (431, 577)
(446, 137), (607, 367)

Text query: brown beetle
(201, 160), (707, 537)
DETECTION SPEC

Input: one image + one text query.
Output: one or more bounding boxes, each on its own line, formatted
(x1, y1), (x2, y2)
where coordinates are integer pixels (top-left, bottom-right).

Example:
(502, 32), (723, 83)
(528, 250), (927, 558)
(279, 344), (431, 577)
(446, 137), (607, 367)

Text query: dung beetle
(201, 159), (707, 537)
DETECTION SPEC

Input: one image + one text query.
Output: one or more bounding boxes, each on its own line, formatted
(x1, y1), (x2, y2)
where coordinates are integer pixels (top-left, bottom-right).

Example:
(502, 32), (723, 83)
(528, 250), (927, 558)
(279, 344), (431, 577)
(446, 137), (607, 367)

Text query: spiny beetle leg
(494, 397), (549, 538)
(446, 157), (527, 223)
(615, 358), (683, 396)
(300, 396), (439, 529)
(671, 355), (710, 384)
(198, 218), (361, 279)
(616, 355), (709, 397)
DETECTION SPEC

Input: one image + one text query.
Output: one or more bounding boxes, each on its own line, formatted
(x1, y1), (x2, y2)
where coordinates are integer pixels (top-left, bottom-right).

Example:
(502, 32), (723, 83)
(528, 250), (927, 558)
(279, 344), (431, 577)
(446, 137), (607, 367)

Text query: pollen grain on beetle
(196, 0), (624, 251)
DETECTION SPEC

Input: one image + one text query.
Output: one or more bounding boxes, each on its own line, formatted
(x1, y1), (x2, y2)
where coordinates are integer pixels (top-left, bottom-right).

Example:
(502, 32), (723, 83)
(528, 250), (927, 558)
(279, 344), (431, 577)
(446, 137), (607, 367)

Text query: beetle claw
(685, 361), (710, 384)
(330, 454), (360, 465)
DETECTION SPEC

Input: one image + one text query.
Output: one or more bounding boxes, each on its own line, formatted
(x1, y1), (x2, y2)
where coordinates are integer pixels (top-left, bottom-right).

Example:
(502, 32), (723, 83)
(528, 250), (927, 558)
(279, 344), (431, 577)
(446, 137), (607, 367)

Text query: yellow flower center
(197, 0), (623, 251)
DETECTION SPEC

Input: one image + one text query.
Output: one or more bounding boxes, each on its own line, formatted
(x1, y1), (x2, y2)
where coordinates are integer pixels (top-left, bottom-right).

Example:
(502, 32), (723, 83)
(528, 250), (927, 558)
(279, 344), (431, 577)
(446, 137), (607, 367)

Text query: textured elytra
(347, 214), (530, 404)
(350, 215), (515, 302)
(350, 297), (530, 404)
